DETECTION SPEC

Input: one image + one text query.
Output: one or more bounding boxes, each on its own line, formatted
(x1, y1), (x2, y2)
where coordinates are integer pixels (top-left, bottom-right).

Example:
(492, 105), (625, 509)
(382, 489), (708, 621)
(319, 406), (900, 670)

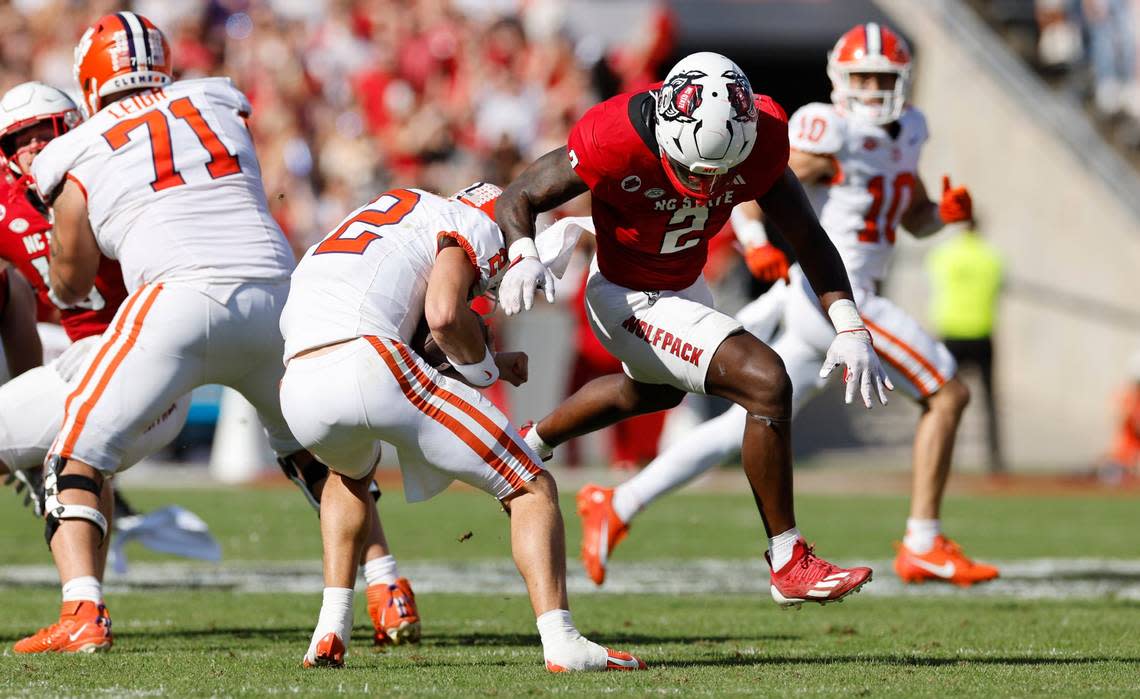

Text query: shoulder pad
(788, 102), (845, 155)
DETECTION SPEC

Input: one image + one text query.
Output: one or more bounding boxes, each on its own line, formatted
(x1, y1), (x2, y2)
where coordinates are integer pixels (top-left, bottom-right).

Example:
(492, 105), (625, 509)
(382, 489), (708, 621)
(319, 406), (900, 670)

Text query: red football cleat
(767, 539), (872, 608)
(894, 536), (999, 587)
(577, 484), (629, 586)
(366, 577), (421, 645)
(302, 632), (346, 668)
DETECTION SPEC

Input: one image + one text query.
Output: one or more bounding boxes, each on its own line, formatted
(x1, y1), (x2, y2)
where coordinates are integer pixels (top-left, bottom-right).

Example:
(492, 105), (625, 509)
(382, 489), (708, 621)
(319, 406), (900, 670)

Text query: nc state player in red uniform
(497, 53), (891, 605)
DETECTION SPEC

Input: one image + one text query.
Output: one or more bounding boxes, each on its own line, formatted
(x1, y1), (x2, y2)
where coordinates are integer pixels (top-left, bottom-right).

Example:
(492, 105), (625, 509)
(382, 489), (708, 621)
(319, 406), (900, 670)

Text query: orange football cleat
(894, 535), (999, 586)
(302, 632), (346, 668)
(576, 484), (629, 586)
(13, 600), (112, 654)
(366, 577), (421, 645)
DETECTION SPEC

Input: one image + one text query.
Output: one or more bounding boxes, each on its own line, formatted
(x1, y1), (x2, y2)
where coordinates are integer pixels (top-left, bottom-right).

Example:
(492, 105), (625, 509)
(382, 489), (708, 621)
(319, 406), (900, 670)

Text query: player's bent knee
(736, 356), (793, 417)
(43, 455), (108, 548)
(931, 377), (970, 413)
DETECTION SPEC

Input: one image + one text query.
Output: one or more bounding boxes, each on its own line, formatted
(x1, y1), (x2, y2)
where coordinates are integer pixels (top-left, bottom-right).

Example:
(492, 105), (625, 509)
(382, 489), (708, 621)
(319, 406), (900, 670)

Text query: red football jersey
(0, 174), (128, 341)
(567, 89), (789, 291)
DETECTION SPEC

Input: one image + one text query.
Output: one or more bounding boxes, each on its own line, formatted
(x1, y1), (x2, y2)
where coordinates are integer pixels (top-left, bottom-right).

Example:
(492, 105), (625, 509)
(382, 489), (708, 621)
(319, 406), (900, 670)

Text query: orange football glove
(939, 175), (973, 224)
(744, 244), (790, 283)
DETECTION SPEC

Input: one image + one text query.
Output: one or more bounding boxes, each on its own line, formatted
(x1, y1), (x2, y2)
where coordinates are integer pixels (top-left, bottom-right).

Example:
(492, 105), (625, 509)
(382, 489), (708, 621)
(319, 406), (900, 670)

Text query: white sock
(361, 554), (399, 587)
(523, 425), (554, 460)
(903, 518), (941, 554)
(306, 587), (354, 660)
(61, 576), (102, 604)
(767, 527), (802, 572)
(536, 609), (607, 671)
(612, 405), (748, 524)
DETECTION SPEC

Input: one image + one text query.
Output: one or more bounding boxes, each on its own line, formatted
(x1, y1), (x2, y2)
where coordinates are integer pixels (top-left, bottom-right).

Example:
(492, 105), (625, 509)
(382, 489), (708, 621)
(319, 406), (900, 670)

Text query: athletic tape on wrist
(827, 299), (866, 334)
(735, 218), (769, 247)
(449, 347), (499, 387)
(508, 237), (540, 263)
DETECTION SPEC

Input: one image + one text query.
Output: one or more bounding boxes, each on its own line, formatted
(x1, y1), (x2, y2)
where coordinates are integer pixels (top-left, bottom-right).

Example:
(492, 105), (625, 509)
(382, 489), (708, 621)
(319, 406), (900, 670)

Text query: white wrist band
(448, 347), (499, 387)
(508, 237), (540, 262)
(827, 299), (866, 334)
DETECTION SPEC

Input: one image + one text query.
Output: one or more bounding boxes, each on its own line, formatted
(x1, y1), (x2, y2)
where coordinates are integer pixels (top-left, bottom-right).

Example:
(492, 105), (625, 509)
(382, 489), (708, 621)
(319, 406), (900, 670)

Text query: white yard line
(4, 558), (1140, 600)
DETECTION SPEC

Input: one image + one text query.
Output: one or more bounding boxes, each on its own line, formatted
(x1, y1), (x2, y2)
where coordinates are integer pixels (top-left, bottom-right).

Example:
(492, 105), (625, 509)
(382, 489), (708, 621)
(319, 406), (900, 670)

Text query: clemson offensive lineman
(14, 12), (414, 654)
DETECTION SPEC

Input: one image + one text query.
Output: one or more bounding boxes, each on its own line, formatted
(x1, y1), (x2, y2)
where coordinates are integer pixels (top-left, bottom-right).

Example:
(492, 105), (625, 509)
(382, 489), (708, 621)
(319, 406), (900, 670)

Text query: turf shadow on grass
(0, 627), (800, 647)
(670, 654), (1140, 668)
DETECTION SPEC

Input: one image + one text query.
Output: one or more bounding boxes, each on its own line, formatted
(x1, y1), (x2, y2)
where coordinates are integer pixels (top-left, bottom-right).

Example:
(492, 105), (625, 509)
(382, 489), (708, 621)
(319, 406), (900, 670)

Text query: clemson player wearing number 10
(15, 12), (415, 655)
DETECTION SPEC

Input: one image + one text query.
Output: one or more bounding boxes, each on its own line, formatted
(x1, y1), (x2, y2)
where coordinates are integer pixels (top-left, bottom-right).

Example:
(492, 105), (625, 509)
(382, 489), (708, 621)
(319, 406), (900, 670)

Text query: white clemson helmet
(827, 22), (912, 126)
(654, 52), (758, 201)
(0, 82), (81, 176)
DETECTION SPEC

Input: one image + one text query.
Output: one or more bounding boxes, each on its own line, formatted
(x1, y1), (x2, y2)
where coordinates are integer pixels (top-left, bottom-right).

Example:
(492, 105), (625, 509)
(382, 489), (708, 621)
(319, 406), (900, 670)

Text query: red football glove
(939, 175), (973, 224)
(744, 244), (790, 283)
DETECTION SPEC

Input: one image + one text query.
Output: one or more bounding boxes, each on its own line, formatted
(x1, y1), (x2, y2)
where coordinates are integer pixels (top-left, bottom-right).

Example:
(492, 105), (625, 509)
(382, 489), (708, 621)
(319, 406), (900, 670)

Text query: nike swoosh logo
(483, 370), (493, 380)
(910, 559), (955, 578)
(68, 624), (88, 642)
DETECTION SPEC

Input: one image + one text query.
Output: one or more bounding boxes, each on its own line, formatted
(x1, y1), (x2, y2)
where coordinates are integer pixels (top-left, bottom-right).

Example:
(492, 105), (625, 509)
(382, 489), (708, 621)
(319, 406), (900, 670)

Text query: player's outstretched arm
(495, 147), (589, 315)
(757, 167), (891, 407)
(46, 179), (101, 306)
(0, 268), (44, 377)
(757, 167), (852, 307)
(497, 147), (589, 248)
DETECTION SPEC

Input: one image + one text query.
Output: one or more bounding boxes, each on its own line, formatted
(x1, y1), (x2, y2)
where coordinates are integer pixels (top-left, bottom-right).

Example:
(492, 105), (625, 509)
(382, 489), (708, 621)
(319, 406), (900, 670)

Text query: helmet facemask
(829, 65), (909, 126)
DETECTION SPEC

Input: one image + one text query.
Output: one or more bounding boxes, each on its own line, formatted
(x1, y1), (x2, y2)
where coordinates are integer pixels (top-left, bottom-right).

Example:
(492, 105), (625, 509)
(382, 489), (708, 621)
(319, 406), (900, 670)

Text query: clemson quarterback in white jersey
(576, 22), (1000, 589)
(280, 183), (644, 672)
(14, 11), (414, 656)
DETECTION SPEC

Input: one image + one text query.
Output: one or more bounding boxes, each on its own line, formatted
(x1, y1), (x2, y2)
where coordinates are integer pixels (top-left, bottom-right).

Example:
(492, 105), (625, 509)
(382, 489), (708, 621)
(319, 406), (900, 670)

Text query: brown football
(410, 312), (491, 368)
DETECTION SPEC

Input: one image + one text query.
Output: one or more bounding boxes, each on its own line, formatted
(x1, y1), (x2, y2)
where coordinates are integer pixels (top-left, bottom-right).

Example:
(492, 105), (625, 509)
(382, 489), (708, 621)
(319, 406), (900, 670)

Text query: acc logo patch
(644, 188), (665, 199)
(621, 175), (642, 192)
(8, 217), (29, 234)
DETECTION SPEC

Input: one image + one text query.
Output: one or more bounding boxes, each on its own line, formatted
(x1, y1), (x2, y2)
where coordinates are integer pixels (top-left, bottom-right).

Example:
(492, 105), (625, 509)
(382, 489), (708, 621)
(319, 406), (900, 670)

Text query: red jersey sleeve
(566, 94), (638, 194)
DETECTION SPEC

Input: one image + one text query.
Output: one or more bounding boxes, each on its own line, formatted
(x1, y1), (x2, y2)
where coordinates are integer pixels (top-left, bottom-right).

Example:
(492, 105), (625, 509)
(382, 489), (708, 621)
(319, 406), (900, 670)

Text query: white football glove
(819, 300), (893, 408)
(499, 238), (556, 316)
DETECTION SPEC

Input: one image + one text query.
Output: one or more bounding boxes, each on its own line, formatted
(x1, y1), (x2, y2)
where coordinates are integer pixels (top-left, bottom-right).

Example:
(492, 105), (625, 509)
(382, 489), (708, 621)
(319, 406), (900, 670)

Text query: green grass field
(2, 485), (1139, 697)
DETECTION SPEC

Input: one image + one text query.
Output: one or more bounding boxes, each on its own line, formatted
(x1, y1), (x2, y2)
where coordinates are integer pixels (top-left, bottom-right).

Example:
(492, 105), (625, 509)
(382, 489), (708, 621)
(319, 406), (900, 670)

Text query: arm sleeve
(744, 96), (792, 199)
(788, 103), (845, 155)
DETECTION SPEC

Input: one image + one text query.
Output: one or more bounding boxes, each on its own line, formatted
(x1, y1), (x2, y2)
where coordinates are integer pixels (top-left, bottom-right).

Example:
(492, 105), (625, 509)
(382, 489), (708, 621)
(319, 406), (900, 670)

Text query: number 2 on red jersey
(102, 96), (242, 192)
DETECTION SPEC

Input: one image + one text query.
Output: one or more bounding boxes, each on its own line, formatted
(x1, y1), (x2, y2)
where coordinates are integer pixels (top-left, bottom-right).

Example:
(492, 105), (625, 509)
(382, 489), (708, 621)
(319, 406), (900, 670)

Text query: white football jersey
(281, 189), (509, 360)
(32, 78), (294, 292)
(788, 102), (928, 287)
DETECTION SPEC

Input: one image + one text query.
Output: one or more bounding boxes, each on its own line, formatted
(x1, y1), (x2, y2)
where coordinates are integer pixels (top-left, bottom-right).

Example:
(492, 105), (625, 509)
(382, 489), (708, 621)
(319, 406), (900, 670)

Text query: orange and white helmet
(74, 12), (172, 117)
(827, 22), (912, 126)
(0, 82), (80, 176)
(451, 181), (502, 221)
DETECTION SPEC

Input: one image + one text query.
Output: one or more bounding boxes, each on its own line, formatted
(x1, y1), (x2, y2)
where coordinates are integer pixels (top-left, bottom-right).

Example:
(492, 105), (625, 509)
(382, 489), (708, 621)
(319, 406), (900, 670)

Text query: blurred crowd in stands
(0, 0), (676, 254)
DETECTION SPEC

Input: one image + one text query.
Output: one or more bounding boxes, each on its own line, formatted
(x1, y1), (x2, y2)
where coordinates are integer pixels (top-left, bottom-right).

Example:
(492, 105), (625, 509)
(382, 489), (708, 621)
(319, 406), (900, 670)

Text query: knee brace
(278, 454), (380, 514)
(43, 455), (108, 548)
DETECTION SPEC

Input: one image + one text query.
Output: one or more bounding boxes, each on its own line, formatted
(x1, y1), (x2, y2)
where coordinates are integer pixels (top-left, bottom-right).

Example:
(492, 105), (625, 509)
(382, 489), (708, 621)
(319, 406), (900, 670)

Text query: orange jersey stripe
(877, 348), (933, 398)
(57, 283), (151, 451)
(862, 317), (945, 388)
(59, 284), (164, 458)
(391, 342), (540, 477)
(367, 337), (528, 491)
